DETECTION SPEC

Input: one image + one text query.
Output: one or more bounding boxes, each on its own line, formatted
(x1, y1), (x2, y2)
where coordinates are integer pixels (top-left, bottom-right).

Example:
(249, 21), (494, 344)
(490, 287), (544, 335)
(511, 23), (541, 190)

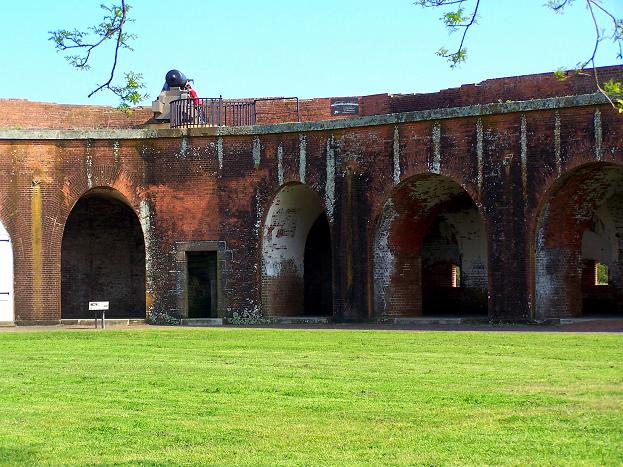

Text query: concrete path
(0, 318), (622, 333)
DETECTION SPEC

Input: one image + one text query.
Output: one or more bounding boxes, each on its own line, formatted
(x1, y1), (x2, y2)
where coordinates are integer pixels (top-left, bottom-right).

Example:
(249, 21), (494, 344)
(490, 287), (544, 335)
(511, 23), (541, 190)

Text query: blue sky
(1, 0), (621, 105)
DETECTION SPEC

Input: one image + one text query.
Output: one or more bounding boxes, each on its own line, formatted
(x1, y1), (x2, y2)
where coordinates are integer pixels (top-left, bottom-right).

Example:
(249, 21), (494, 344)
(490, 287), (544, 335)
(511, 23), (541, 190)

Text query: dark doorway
(61, 193), (145, 319)
(304, 214), (332, 316)
(187, 251), (218, 318)
(421, 196), (487, 317)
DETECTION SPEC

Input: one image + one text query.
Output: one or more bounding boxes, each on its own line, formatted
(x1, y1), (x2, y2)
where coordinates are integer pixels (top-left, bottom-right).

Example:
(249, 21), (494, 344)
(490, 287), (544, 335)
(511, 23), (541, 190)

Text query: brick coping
(0, 93), (608, 141)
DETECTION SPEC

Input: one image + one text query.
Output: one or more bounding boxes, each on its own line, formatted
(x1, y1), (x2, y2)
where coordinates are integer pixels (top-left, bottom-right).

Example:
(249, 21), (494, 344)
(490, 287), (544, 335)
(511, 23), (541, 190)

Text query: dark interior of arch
(374, 174), (488, 318)
(304, 214), (333, 316)
(581, 192), (623, 316)
(536, 163), (623, 317)
(421, 193), (488, 316)
(61, 195), (146, 319)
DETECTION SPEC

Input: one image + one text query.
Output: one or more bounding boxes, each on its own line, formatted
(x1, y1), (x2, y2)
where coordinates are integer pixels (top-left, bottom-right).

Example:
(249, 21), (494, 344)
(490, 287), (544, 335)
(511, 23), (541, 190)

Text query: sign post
(89, 301), (109, 329)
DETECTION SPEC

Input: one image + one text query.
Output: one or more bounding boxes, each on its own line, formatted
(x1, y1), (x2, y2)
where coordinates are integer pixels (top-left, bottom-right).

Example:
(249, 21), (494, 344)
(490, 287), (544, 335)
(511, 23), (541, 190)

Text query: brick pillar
(333, 168), (369, 321)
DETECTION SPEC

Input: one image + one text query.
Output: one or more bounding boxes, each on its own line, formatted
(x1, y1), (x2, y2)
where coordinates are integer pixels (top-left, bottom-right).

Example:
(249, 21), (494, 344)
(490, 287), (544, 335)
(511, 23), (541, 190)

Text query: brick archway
(261, 183), (333, 318)
(535, 162), (623, 318)
(61, 188), (146, 319)
(373, 174), (488, 319)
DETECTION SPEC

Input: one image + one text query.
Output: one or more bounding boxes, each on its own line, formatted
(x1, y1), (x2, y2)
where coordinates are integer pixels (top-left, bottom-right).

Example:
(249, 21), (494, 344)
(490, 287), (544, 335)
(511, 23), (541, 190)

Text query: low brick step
(180, 318), (224, 326)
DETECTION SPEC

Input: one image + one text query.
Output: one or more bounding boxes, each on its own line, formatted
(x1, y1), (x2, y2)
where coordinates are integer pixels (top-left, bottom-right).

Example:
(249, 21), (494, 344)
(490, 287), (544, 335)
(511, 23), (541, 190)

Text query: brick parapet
(3, 66), (620, 130)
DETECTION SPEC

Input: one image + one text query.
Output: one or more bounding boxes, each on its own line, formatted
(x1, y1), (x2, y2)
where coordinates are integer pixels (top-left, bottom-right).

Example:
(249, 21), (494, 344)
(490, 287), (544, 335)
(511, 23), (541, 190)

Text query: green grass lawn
(0, 328), (620, 465)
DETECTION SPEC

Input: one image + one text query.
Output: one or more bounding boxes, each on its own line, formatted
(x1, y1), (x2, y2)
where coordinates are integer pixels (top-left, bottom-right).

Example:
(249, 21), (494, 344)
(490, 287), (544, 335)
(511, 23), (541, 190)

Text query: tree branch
(49, 1), (147, 110)
(418, 0), (623, 112)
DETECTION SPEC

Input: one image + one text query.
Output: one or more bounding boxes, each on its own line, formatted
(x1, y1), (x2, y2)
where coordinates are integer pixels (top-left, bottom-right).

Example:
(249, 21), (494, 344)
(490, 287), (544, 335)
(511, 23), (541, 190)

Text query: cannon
(152, 69), (192, 120)
(162, 69), (189, 91)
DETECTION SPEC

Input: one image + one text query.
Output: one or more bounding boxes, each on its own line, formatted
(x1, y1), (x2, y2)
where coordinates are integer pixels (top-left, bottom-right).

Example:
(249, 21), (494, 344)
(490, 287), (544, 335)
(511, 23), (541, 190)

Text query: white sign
(89, 301), (109, 311)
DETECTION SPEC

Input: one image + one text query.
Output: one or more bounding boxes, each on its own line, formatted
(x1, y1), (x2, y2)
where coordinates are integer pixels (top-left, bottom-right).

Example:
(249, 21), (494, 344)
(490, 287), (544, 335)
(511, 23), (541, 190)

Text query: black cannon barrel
(162, 69), (188, 90)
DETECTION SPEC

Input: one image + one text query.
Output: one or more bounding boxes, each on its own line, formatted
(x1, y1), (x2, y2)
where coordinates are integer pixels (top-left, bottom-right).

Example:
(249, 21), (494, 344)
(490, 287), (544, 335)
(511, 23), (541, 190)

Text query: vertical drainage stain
(277, 144), (284, 186)
(299, 134), (306, 183)
(476, 118), (484, 193)
(594, 108), (602, 161)
(179, 136), (189, 158)
(520, 114), (528, 204)
(139, 199), (153, 313)
(253, 136), (261, 169)
(31, 183), (43, 317)
(431, 123), (441, 174)
(393, 127), (400, 185)
(113, 140), (120, 166)
(325, 136), (335, 222)
(345, 168), (353, 289)
(85, 140), (93, 188)
(217, 137), (224, 170)
(554, 111), (562, 175)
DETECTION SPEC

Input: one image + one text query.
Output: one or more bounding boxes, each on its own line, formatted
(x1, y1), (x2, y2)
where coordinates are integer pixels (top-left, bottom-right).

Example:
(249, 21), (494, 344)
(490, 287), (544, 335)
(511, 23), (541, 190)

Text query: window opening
(595, 262), (609, 286)
(451, 264), (461, 288)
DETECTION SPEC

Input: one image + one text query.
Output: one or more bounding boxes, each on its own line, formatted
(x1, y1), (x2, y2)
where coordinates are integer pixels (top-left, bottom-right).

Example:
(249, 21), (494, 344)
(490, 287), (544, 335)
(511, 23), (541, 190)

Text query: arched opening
(61, 189), (146, 319)
(536, 163), (623, 318)
(374, 174), (488, 318)
(0, 222), (13, 323)
(304, 214), (333, 316)
(261, 183), (333, 317)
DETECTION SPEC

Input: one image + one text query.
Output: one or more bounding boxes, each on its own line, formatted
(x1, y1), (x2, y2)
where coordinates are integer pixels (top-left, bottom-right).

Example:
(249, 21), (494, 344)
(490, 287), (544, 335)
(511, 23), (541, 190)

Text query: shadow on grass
(0, 446), (39, 465)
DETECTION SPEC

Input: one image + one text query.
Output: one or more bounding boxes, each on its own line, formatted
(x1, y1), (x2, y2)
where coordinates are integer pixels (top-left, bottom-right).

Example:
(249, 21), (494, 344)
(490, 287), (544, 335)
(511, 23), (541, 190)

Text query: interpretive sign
(89, 301), (109, 329)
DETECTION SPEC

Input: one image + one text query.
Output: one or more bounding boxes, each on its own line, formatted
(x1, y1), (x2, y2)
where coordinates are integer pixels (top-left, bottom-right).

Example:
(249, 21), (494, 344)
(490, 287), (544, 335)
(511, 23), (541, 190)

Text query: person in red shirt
(185, 81), (201, 105)
(184, 81), (205, 123)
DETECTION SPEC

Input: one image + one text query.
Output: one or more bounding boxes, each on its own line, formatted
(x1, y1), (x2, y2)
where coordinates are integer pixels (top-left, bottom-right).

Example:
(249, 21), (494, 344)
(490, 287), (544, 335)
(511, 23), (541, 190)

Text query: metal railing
(170, 96), (301, 128)
(170, 97), (256, 128)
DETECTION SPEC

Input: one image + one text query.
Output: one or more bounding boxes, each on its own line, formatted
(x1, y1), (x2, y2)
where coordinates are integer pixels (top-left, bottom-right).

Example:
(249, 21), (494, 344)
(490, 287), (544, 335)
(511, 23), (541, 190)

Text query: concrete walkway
(0, 318), (622, 333)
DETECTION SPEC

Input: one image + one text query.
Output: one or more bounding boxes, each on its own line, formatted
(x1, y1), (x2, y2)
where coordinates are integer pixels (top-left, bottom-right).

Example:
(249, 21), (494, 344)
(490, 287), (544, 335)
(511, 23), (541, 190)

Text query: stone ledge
(60, 319), (145, 326)
(271, 316), (331, 325)
(15, 320), (62, 326)
(180, 318), (224, 326)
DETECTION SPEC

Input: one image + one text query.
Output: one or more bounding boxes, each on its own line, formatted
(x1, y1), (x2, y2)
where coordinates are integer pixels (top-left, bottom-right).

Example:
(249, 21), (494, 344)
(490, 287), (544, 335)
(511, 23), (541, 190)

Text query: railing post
(218, 95), (222, 126)
(296, 97), (300, 122)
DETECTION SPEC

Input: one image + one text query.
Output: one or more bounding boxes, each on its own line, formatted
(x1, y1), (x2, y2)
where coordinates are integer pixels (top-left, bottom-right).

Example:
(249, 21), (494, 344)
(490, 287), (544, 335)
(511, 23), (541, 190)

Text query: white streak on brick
(217, 137), (223, 170)
(325, 136), (335, 221)
(393, 126), (401, 184)
(85, 139), (92, 188)
(299, 134), (306, 183)
(594, 108), (602, 161)
(252, 136), (261, 168)
(554, 111), (561, 175)
(476, 118), (483, 192)
(139, 199), (153, 309)
(431, 123), (441, 174)
(521, 114), (528, 201)
(113, 140), (120, 165)
(277, 144), (284, 186)
(373, 199), (398, 316)
(179, 136), (188, 158)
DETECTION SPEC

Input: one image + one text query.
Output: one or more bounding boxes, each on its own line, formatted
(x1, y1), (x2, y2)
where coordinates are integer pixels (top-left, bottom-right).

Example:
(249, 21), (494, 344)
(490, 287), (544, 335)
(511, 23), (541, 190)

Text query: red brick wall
(389, 66), (623, 113)
(1, 68), (623, 323)
(6, 67), (618, 130)
(0, 99), (155, 129)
